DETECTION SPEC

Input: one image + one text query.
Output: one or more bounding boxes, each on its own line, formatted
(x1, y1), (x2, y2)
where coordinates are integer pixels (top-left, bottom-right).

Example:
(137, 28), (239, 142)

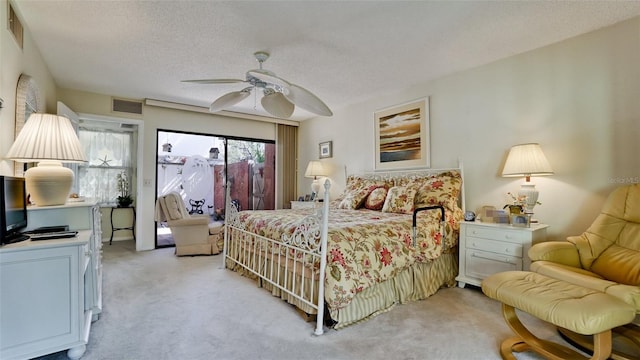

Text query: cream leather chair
(156, 192), (221, 256)
(529, 183), (640, 359)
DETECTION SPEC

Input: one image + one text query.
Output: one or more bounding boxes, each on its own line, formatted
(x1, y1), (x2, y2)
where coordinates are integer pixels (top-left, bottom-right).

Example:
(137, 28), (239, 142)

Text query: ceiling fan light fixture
(248, 69), (290, 89)
(261, 89), (294, 118)
(186, 51), (332, 118)
(209, 88), (251, 112)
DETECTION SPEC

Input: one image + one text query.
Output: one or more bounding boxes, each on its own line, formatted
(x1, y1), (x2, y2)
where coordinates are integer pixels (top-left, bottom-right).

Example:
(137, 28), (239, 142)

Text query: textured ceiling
(13, 1), (640, 121)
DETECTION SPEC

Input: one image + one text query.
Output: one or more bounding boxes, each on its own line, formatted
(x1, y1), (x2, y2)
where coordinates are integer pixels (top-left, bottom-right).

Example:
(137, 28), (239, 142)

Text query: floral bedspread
(235, 207), (461, 310)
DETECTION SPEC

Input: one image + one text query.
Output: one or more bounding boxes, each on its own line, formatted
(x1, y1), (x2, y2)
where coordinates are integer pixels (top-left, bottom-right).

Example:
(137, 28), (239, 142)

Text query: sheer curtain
(78, 130), (133, 204)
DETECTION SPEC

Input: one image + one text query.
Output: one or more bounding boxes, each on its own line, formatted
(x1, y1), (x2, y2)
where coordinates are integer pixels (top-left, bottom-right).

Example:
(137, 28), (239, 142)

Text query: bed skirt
(225, 248), (458, 330)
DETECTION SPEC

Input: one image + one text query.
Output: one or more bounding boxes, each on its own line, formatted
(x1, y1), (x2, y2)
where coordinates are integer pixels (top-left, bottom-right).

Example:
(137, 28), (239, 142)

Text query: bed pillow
(364, 187), (388, 210)
(413, 171), (462, 210)
(381, 186), (417, 214)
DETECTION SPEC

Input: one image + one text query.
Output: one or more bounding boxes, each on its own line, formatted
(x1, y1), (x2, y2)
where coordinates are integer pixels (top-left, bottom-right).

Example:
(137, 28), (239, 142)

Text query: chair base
(501, 304), (613, 360)
(558, 324), (640, 360)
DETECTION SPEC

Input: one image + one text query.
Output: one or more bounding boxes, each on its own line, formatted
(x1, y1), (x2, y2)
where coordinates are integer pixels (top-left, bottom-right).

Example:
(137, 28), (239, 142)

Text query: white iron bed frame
(223, 161), (465, 335)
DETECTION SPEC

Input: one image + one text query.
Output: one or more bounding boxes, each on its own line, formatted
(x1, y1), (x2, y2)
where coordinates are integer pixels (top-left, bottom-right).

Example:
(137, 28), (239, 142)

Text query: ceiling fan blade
(209, 89), (252, 112)
(247, 69), (290, 88)
(284, 84), (333, 116)
(182, 79), (246, 84)
(261, 91), (294, 118)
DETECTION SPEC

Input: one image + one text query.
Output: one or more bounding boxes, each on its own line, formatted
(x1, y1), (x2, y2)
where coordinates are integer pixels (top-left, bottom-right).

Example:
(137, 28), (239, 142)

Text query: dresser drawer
(465, 225), (528, 243)
(465, 250), (522, 279)
(466, 237), (523, 258)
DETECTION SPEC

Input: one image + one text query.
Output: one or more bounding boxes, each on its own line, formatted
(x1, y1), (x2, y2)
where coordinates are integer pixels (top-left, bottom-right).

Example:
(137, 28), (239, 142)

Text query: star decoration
(99, 155), (112, 167)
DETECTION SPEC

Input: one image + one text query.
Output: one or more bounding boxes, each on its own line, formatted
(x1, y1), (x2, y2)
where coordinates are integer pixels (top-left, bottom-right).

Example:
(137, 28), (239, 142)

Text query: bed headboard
(344, 158), (466, 212)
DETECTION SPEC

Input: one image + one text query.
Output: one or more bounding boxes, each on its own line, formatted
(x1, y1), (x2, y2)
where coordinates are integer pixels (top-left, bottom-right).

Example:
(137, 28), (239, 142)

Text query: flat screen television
(0, 176), (28, 245)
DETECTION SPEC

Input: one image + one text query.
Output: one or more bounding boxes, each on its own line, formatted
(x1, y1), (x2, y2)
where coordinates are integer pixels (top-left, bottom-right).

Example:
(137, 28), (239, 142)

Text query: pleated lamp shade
(6, 113), (87, 206)
(501, 143), (553, 181)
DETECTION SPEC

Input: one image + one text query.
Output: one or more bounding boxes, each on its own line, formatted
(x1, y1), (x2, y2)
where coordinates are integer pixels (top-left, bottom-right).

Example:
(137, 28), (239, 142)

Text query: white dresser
(0, 202), (102, 359)
(456, 221), (548, 288)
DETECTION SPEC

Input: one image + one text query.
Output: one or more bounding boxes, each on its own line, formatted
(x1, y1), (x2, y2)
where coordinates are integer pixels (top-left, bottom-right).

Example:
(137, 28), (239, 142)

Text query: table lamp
(501, 143), (553, 214)
(6, 113), (87, 206)
(304, 160), (327, 199)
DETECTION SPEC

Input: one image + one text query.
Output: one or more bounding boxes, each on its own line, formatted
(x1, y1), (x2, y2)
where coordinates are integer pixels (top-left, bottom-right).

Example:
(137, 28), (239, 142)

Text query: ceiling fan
(182, 51), (333, 118)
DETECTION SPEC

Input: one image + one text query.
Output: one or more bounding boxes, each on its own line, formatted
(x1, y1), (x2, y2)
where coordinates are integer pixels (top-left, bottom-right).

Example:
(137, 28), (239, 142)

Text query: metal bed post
(314, 179), (331, 336)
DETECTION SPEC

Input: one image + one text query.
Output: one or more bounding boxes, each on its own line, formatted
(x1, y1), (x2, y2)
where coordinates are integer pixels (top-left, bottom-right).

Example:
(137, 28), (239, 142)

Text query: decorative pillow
(337, 186), (372, 209)
(381, 186), (417, 214)
(364, 187), (388, 210)
(334, 176), (393, 209)
(413, 171), (462, 210)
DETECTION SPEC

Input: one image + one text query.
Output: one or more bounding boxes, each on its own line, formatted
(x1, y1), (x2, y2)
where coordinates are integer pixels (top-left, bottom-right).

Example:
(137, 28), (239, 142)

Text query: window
(77, 126), (135, 204)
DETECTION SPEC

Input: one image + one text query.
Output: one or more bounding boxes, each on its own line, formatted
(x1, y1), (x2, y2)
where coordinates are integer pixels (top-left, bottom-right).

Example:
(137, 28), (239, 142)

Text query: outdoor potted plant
(116, 171), (133, 207)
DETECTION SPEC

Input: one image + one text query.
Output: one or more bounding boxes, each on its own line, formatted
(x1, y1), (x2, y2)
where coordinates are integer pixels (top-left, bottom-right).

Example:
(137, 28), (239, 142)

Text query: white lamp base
(311, 178), (320, 199)
(518, 182), (539, 215)
(25, 160), (73, 206)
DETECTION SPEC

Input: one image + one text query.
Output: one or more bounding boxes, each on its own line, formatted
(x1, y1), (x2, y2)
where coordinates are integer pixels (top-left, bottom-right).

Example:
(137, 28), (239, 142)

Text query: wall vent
(112, 98), (143, 115)
(8, 2), (24, 49)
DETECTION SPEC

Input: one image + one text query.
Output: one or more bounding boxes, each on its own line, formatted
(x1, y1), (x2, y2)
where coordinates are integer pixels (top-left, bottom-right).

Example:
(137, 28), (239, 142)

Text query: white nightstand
(456, 221), (548, 288)
(290, 201), (321, 210)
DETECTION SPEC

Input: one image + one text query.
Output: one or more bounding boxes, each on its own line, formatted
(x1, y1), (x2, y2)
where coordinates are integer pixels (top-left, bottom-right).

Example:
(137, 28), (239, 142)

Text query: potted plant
(504, 191), (541, 215)
(504, 192), (526, 215)
(116, 171), (133, 207)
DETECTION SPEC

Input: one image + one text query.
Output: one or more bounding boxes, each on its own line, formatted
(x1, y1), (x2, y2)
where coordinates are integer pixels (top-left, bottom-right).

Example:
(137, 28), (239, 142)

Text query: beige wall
(0, 0), (57, 175)
(299, 17), (640, 241)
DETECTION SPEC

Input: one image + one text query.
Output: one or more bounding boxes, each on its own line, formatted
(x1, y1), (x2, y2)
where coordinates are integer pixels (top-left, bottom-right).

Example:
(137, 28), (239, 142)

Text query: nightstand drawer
(466, 237), (523, 257)
(465, 226), (528, 243)
(465, 250), (522, 279)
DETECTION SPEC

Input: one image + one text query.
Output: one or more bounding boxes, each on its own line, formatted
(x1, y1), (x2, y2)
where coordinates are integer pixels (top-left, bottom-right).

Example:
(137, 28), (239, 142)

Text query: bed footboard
(223, 180), (331, 335)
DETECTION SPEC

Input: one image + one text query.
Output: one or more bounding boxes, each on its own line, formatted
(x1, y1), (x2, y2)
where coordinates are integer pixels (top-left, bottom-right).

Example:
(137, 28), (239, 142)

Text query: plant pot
(506, 205), (523, 215)
(117, 196), (133, 208)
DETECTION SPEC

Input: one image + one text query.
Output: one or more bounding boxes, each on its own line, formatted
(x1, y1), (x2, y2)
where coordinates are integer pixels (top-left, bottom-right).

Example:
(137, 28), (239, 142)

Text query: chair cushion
(569, 184), (640, 284)
(164, 193), (184, 220)
(482, 271), (636, 335)
(531, 261), (640, 312)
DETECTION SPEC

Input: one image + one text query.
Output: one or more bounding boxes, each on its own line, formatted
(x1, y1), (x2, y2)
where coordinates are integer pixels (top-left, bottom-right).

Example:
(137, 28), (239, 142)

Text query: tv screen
(1, 176), (28, 244)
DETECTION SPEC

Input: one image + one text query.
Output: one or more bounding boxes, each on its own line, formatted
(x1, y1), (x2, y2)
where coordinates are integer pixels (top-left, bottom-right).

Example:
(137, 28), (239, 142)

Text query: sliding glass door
(155, 130), (274, 249)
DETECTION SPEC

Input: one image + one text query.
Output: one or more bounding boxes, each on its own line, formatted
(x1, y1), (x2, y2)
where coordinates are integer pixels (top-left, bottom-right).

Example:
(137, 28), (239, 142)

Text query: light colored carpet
(38, 240), (583, 360)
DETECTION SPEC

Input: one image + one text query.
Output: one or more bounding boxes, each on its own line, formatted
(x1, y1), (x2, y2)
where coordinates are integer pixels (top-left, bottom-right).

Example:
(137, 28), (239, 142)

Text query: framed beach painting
(374, 97), (430, 171)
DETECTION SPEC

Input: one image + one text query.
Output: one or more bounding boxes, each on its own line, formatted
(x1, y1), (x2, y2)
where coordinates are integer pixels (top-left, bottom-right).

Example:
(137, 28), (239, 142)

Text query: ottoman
(482, 271), (636, 360)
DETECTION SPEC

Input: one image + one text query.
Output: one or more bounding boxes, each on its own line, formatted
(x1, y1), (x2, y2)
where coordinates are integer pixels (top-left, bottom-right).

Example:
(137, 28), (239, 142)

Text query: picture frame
(510, 214), (531, 228)
(319, 141), (332, 159)
(304, 194), (311, 201)
(374, 97), (430, 171)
